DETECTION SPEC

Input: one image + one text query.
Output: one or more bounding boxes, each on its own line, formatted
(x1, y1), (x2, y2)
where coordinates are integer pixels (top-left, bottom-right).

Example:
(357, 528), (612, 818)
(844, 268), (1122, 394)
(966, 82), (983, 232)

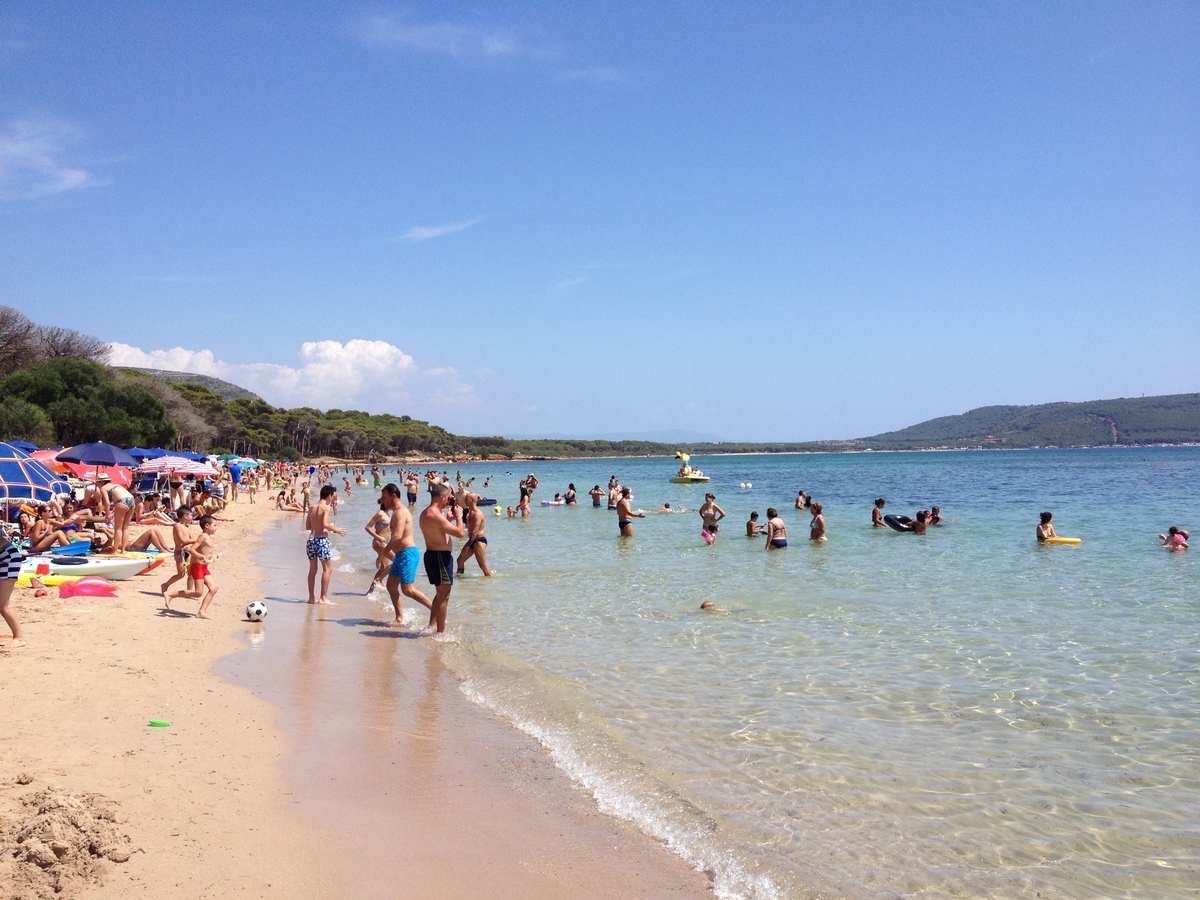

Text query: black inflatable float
(883, 514), (914, 533)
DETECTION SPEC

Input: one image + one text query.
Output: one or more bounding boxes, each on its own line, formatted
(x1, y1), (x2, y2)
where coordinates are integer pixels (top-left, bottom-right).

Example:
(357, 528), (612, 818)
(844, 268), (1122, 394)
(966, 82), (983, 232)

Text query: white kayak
(20, 555), (150, 581)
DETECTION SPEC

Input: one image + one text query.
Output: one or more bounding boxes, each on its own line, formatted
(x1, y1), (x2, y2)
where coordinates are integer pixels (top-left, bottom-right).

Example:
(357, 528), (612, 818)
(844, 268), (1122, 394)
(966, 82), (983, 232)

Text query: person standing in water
(809, 502), (827, 542)
(699, 493), (726, 538)
(589, 485), (605, 507)
(872, 498), (886, 527)
(765, 508), (787, 549)
(615, 486), (645, 537)
(364, 502), (392, 593)
(306, 485), (347, 604)
(418, 484), (465, 633)
(380, 483), (434, 626)
(456, 493), (492, 576)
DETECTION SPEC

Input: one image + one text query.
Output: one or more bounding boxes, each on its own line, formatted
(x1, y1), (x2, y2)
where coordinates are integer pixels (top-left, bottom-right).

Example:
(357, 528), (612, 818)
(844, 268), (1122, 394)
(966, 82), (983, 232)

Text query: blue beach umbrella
(0, 442), (73, 503)
(7, 440), (40, 452)
(57, 441), (139, 470)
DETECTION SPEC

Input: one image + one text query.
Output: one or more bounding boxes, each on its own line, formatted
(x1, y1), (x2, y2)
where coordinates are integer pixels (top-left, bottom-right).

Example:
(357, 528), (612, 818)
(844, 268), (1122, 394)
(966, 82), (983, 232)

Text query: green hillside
(120, 367), (262, 402)
(857, 394), (1200, 450)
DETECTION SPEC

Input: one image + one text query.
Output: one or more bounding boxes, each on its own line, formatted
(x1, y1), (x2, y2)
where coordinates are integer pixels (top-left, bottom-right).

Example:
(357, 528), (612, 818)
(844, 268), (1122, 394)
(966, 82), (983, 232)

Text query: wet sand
(1, 499), (711, 898)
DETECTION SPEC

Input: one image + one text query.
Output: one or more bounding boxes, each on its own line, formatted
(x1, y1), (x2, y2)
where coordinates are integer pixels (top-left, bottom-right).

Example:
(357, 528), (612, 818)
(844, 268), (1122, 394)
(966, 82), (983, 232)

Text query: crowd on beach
(2, 458), (1191, 654)
(0, 459), (283, 649)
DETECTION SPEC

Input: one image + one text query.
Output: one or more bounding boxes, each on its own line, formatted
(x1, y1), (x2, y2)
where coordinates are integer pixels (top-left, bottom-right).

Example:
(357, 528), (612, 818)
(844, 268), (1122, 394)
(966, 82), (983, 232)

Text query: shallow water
(277, 449), (1200, 898)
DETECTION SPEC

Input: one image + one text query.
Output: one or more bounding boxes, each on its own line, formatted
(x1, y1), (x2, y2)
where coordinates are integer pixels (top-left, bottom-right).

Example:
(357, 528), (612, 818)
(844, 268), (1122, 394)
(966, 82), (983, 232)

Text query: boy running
(165, 515), (220, 619)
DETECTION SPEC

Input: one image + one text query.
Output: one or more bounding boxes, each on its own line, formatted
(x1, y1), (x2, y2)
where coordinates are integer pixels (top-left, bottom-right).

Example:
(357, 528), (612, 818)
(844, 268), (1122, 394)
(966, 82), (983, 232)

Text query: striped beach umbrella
(0, 442), (73, 503)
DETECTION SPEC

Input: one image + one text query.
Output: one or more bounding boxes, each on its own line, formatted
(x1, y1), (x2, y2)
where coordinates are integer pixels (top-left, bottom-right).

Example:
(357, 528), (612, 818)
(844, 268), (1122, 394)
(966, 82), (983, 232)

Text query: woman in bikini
(765, 508), (787, 549)
(364, 503), (392, 592)
(95, 474), (136, 552)
(26, 506), (76, 552)
(809, 502), (827, 542)
(699, 494), (726, 537)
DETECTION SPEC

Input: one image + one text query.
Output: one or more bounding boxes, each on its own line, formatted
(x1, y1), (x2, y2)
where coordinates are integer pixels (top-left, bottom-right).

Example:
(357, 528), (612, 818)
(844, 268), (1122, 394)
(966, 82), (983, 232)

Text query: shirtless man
(456, 493), (492, 576)
(405, 471), (420, 507)
(418, 484), (465, 633)
(380, 484), (434, 626)
(306, 485), (347, 604)
(589, 485), (605, 507)
(607, 482), (621, 510)
(615, 486), (645, 537)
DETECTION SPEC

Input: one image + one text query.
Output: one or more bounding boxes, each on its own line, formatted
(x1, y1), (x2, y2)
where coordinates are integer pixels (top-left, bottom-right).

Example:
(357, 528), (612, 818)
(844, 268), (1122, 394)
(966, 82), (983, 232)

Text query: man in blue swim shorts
(418, 484), (465, 633)
(380, 484), (433, 626)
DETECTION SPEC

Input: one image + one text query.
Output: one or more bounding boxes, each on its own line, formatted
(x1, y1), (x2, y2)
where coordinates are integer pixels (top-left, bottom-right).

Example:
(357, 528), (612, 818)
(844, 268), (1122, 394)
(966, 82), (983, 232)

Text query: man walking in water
(380, 483), (434, 626)
(456, 492), (492, 576)
(615, 486), (645, 537)
(306, 485), (347, 604)
(418, 484), (465, 633)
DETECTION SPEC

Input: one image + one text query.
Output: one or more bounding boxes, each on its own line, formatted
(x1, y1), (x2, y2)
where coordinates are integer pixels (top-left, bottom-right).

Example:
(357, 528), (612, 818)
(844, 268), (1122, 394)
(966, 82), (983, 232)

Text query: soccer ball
(246, 601), (268, 622)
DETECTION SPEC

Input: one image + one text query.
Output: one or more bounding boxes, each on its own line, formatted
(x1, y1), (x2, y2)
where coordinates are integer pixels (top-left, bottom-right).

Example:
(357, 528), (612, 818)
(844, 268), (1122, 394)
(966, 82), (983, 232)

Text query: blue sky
(1, 2), (1196, 441)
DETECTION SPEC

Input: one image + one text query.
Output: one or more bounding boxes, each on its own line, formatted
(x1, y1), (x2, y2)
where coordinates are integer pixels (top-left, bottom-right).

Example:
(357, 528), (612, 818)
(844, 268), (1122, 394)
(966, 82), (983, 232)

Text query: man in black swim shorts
(418, 484), (465, 633)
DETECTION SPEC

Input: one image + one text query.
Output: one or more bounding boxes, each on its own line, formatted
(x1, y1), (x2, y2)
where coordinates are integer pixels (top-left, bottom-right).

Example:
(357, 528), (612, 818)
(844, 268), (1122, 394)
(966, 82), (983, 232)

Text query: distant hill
(856, 393), (1200, 450)
(509, 428), (725, 443)
(120, 367), (262, 402)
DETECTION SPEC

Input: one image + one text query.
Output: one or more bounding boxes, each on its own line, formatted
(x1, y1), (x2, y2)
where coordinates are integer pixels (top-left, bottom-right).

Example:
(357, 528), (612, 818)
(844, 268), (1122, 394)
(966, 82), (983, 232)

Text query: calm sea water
(320, 449), (1199, 899)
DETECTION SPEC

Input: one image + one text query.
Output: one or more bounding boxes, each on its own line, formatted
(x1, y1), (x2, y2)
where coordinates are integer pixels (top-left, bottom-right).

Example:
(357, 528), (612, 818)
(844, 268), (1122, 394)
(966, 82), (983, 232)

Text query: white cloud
(108, 339), (478, 413)
(399, 216), (483, 242)
(0, 116), (103, 200)
(354, 15), (521, 58)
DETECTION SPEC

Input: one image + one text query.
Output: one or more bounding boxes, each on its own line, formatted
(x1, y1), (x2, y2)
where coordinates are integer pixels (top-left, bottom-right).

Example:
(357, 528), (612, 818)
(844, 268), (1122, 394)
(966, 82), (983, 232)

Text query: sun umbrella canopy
(7, 440), (40, 452)
(136, 455), (219, 477)
(28, 449), (68, 473)
(57, 442), (139, 469)
(63, 462), (133, 487)
(0, 442), (73, 502)
(125, 447), (159, 461)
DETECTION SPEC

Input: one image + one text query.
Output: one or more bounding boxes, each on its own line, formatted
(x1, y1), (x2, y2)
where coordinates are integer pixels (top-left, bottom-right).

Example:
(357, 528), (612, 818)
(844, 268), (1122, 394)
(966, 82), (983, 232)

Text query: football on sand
(246, 601), (268, 621)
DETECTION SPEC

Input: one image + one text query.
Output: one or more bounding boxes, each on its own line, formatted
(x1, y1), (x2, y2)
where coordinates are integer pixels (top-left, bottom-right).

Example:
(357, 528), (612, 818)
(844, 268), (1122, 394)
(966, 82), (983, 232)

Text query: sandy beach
(0, 499), (711, 899)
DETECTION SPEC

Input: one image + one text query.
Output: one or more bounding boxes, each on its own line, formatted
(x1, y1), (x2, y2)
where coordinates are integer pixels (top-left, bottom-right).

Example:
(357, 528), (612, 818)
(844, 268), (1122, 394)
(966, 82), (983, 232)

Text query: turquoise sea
(260, 449), (1200, 898)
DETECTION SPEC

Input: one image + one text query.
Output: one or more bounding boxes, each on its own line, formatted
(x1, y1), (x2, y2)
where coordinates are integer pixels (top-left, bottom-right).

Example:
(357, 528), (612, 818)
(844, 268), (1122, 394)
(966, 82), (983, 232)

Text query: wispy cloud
(399, 216), (483, 242)
(354, 14), (523, 58)
(108, 339), (478, 412)
(551, 276), (587, 292)
(0, 116), (104, 201)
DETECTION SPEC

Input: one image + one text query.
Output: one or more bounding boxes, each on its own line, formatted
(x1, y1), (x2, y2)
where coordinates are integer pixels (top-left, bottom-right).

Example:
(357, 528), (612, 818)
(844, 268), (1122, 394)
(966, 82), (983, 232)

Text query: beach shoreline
(0, 498), (712, 899)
